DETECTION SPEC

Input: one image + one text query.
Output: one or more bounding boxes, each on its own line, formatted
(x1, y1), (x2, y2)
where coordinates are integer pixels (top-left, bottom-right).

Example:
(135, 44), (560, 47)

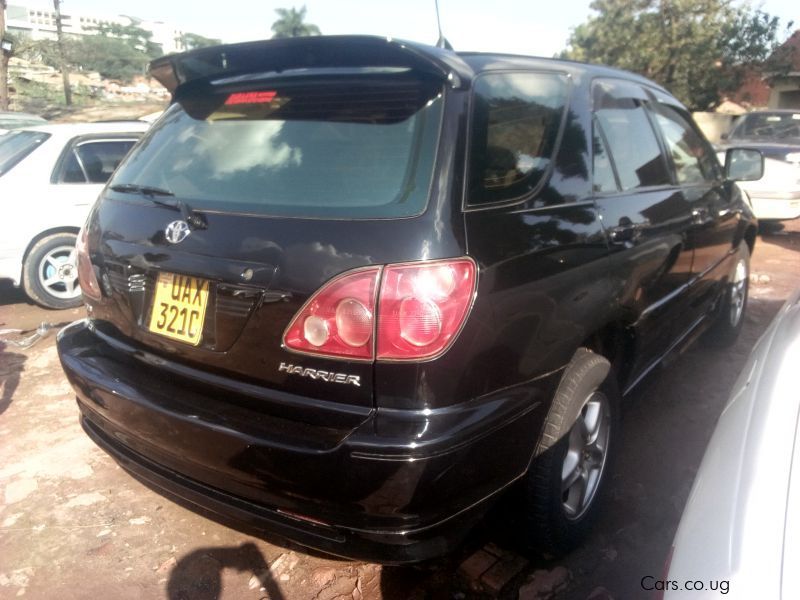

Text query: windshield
(730, 112), (800, 142)
(109, 75), (444, 219)
(0, 130), (50, 177)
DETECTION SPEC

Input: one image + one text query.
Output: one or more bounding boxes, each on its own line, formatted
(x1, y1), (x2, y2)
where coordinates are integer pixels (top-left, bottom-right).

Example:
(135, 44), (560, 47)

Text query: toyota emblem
(165, 220), (191, 244)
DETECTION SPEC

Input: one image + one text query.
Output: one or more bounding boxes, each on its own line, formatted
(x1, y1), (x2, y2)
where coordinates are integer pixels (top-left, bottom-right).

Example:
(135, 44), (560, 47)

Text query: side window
(592, 122), (618, 193)
(468, 71), (569, 205)
(594, 83), (671, 191)
(60, 150), (87, 183)
(651, 104), (719, 184)
(75, 140), (137, 183)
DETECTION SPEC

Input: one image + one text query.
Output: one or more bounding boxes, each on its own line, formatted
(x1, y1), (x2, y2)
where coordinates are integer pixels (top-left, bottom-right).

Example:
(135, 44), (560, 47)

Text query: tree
(53, 0), (72, 105)
(181, 32), (222, 51)
(89, 21), (162, 59)
(1, 0), (9, 110)
(270, 6), (321, 39)
(563, 0), (789, 110)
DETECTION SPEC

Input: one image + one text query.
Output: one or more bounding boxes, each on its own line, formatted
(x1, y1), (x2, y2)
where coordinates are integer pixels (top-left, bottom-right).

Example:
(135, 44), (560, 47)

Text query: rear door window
(109, 74), (444, 219)
(57, 138), (138, 184)
(467, 71), (569, 206)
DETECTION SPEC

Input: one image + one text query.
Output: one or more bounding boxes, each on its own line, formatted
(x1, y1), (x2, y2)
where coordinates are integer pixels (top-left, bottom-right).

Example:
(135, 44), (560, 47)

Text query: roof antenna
(434, 0), (453, 50)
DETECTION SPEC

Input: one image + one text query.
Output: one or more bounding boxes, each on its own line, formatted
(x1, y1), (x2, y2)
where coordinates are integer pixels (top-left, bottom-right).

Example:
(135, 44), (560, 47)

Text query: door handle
(608, 217), (642, 248)
(692, 208), (713, 226)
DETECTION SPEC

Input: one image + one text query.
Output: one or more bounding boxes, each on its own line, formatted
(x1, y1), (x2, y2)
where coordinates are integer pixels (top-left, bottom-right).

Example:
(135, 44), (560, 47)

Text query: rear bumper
(58, 319), (548, 563)
(747, 192), (800, 221)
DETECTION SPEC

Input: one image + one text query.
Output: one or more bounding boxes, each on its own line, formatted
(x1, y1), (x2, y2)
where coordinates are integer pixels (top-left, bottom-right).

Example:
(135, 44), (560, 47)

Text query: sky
(11, 0), (800, 57)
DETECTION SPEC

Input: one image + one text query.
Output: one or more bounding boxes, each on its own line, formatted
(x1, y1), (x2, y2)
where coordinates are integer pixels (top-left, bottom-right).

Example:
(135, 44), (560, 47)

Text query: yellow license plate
(148, 272), (210, 346)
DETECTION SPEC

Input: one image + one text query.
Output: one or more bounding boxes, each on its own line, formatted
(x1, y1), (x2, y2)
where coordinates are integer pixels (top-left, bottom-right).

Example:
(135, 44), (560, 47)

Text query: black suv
(57, 36), (761, 563)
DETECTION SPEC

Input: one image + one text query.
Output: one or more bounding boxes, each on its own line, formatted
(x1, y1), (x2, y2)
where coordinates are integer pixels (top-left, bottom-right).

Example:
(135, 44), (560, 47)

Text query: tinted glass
(653, 105), (717, 184)
(592, 124), (618, 193)
(595, 92), (670, 191)
(110, 75), (444, 219)
(468, 71), (569, 205)
(730, 112), (800, 141)
(60, 150), (86, 183)
(0, 130), (50, 177)
(76, 140), (136, 183)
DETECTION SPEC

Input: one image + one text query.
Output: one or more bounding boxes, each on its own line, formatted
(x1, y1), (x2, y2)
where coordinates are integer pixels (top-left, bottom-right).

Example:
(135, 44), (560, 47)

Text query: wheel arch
(580, 320), (636, 392)
(18, 226), (81, 286)
(22, 226), (81, 265)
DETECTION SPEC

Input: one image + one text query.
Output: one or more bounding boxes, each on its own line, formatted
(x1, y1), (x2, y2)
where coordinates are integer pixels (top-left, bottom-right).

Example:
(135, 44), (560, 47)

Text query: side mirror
(724, 148), (763, 182)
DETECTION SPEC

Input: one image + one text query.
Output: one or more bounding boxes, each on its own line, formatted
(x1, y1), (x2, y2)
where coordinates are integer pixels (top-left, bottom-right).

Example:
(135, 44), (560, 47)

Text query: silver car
(664, 287), (800, 598)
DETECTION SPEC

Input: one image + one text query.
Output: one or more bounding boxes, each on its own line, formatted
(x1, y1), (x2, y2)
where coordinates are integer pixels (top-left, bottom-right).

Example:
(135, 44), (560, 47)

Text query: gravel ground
(1, 221), (798, 600)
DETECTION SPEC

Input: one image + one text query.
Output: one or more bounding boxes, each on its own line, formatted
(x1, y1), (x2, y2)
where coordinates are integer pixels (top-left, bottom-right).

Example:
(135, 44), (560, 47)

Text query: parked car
(0, 111), (47, 135)
(57, 36), (761, 562)
(664, 286), (800, 599)
(0, 121), (148, 309)
(720, 109), (800, 221)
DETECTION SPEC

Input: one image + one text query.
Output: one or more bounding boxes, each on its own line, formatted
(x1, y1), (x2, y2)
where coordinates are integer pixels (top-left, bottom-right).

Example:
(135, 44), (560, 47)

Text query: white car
(664, 286), (800, 598)
(720, 110), (800, 221)
(0, 121), (148, 308)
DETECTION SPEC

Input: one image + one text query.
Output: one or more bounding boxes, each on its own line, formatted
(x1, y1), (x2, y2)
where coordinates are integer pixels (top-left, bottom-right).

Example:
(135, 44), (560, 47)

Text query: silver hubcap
(561, 391), (611, 521)
(38, 245), (80, 300)
(729, 259), (747, 328)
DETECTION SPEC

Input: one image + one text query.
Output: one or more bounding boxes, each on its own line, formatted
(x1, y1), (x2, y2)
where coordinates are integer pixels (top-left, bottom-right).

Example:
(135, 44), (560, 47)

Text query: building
(730, 29), (800, 110)
(4, 2), (187, 55)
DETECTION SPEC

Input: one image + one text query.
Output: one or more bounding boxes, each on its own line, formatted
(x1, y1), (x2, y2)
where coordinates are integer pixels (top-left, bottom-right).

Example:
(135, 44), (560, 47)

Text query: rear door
(50, 135), (139, 212)
(590, 79), (695, 386)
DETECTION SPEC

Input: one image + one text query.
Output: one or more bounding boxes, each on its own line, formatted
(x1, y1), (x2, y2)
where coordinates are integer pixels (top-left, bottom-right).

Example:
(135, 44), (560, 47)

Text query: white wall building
(4, 3), (187, 55)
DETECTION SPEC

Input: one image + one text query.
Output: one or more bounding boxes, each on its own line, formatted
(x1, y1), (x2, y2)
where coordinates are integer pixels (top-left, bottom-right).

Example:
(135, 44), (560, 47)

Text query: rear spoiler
(149, 35), (473, 95)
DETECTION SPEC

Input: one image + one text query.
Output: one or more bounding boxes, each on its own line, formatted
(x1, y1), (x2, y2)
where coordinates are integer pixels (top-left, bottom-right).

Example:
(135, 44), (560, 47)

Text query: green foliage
(271, 6), (321, 39)
(181, 32), (222, 50)
(563, 0), (789, 110)
(71, 34), (152, 80)
(86, 22), (163, 59)
(14, 30), (158, 82)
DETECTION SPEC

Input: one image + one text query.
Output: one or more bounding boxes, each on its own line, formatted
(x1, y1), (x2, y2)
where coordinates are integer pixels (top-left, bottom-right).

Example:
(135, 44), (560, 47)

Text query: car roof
(148, 35), (675, 103)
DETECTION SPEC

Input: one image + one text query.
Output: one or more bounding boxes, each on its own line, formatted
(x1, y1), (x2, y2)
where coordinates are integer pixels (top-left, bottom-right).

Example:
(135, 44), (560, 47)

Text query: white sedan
(0, 121), (148, 308)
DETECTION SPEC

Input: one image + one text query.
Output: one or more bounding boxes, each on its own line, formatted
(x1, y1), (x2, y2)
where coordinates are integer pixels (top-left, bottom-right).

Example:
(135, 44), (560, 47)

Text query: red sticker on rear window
(224, 91), (277, 105)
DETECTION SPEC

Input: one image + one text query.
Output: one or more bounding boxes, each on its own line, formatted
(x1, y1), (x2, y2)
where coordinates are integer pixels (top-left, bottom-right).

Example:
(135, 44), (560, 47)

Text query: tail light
(76, 227), (102, 302)
(377, 260), (476, 360)
(283, 258), (476, 362)
(283, 267), (381, 360)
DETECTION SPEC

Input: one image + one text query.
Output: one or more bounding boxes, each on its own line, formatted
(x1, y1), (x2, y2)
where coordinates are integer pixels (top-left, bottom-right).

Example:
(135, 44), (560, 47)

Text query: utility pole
(1, 0), (10, 110)
(53, 0), (71, 105)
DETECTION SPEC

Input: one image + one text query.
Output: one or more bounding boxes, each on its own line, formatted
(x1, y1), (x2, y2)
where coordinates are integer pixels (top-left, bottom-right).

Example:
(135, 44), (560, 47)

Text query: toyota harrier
(57, 35), (761, 562)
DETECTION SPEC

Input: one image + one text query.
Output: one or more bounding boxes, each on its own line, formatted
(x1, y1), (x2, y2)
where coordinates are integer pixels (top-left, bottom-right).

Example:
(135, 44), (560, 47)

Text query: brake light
(76, 227), (102, 302)
(283, 267), (380, 360)
(282, 259), (476, 361)
(377, 259), (476, 360)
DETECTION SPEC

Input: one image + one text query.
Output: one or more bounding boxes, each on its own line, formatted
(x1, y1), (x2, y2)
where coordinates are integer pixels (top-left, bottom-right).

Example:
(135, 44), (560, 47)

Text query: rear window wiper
(110, 183), (207, 230)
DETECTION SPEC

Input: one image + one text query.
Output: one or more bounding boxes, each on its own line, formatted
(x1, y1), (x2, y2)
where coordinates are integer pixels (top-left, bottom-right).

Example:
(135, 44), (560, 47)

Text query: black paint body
(57, 37), (757, 563)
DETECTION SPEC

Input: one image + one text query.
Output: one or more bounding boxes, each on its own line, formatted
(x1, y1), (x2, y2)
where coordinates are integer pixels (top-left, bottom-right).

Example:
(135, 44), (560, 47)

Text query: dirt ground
(1, 222), (799, 600)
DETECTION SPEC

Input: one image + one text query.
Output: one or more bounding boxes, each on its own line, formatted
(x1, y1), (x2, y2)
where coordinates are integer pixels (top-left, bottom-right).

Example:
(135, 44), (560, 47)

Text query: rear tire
(704, 242), (749, 347)
(22, 233), (83, 310)
(519, 348), (619, 556)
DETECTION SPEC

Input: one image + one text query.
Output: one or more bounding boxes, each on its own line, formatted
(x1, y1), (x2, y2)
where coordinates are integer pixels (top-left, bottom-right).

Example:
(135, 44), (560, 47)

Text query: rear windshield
(730, 112), (800, 141)
(0, 130), (50, 177)
(109, 74), (444, 218)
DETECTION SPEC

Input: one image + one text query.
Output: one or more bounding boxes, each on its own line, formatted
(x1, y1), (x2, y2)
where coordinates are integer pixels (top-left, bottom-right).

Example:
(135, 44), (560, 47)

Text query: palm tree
(271, 6), (321, 39)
